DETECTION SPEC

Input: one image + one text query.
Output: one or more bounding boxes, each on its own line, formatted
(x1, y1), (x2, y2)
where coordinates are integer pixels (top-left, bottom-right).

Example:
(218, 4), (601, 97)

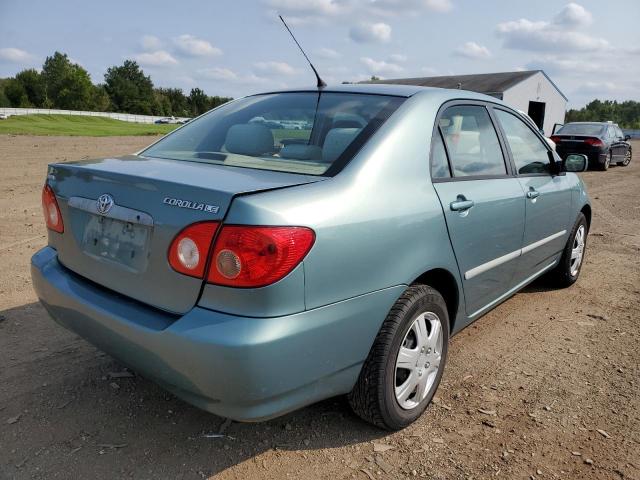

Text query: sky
(1, 0), (639, 108)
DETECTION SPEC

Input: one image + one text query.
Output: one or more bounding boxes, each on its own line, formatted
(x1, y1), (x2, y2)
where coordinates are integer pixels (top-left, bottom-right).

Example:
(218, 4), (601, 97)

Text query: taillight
(207, 226), (315, 287)
(550, 135), (561, 144)
(41, 184), (64, 233)
(584, 137), (604, 147)
(168, 222), (219, 278)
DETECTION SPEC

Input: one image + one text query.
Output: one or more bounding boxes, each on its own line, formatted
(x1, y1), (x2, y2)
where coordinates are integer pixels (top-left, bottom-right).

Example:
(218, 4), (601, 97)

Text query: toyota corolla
(31, 84), (591, 430)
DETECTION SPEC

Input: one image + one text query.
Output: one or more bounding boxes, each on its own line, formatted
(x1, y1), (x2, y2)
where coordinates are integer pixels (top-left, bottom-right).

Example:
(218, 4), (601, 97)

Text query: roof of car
(253, 83), (501, 100)
(565, 121), (616, 125)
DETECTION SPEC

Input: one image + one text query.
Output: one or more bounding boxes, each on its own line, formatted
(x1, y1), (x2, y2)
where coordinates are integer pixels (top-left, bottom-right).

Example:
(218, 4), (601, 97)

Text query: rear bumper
(31, 247), (404, 421)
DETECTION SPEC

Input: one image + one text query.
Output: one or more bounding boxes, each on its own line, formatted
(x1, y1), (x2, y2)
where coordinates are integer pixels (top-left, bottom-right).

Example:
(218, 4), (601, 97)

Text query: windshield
(556, 123), (605, 136)
(141, 92), (405, 176)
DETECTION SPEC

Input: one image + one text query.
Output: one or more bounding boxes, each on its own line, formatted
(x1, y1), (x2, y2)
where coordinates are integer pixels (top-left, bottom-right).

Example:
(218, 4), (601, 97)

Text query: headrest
(322, 128), (362, 163)
(225, 123), (274, 156)
(279, 144), (323, 161)
(332, 114), (366, 129)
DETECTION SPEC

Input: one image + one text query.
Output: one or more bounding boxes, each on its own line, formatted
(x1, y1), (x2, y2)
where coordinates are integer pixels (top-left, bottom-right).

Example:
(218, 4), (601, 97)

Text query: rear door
(611, 125), (627, 160)
(493, 108), (572, 282)
(604, 126), (618, 160)
(431, 103), (525, 317)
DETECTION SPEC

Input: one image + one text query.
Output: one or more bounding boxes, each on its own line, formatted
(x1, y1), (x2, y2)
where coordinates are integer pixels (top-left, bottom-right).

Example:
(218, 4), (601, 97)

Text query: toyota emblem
(96, 194), (114, 215)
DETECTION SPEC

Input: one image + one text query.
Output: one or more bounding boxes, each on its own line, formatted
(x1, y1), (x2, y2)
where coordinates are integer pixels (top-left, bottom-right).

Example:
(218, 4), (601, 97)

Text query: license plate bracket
(81, 215), (150, 272)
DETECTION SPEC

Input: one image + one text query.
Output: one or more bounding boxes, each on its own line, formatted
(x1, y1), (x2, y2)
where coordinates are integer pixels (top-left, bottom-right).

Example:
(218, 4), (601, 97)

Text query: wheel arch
(411, 268), (460, 332)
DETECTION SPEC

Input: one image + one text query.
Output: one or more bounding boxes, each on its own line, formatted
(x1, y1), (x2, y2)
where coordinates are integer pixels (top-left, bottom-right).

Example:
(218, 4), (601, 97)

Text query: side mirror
(564, 154), (588, 173)
(624, 134), (631, 141)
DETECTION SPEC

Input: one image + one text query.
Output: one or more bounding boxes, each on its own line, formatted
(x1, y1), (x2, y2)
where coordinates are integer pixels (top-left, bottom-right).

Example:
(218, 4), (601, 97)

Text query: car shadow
(0, 302), (386, 479)
(520, 275), (557, 293)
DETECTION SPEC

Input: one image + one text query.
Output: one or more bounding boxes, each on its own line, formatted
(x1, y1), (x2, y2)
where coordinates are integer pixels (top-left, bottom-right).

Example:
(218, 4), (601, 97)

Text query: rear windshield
(141, 92), (404, 176)
(556, 123), (605, 136)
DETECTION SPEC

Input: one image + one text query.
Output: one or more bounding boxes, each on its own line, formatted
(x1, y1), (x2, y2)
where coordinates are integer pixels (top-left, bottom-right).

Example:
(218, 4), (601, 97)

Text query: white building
(369, 70), (567, 136)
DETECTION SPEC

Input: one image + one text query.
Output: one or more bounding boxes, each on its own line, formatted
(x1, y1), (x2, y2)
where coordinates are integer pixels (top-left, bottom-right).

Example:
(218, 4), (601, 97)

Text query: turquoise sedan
(32, 84), (591, 430)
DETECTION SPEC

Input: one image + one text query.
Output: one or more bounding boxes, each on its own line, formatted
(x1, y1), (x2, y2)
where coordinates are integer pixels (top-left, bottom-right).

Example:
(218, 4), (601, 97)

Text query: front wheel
(547, 213), (587, 287)
(348, 285), (449, 430)
(618, 148), (632, 166)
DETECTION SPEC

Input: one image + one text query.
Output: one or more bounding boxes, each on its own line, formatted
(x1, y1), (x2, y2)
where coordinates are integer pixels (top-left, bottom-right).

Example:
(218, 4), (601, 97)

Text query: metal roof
(253, 83), (432, 97)
(251, 83), (507, 107)
(362, 70), (568, 101)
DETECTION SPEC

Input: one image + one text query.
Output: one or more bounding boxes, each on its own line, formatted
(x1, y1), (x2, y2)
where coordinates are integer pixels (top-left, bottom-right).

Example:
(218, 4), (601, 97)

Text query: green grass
(0, 114), (180, 136)
(272, 129), (311, 145)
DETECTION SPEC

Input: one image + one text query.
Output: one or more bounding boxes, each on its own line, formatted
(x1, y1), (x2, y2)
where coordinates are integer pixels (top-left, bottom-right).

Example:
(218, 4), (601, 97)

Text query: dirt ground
(0, 135), (638, 480)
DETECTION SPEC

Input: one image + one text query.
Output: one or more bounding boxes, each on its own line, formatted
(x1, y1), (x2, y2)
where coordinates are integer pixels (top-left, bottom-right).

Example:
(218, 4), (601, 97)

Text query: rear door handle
(450, 196), (474, 211)
(526, 189), (540, 199)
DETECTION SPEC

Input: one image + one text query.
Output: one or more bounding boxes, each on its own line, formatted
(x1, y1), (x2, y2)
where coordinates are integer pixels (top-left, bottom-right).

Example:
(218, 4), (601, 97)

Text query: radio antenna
(278, 15), (326, 88)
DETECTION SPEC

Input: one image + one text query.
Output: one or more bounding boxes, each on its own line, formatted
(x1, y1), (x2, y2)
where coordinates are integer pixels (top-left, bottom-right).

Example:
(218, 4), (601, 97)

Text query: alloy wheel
(570, 225), (585, 277)
(394, 312), (443, 410)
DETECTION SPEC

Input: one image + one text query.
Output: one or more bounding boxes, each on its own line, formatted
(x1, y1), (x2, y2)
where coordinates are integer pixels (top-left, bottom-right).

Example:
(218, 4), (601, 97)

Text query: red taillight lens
(208, 226), (315, 287)
(41, 184), (64, 233)
(584, 137), (604, 147)
(550, 135), (561, 144)
(168, 222), (219, 278)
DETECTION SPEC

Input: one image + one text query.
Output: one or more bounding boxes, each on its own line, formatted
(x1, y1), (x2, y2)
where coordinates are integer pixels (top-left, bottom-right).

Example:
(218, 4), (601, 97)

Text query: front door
(493, 108), (572, 280)
(431, 104), (525, 317)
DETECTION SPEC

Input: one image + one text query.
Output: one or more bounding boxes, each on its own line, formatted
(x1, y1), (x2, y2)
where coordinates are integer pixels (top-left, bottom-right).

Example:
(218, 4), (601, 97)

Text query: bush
(566, 100), (640, 129)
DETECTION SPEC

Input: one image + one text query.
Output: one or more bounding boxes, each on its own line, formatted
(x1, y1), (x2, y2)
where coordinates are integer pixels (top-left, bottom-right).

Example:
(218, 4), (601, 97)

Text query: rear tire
(618, 148), (632, 166)
(600, 151), (611, 171)
(547, 213), (587, 288)
(348, 285), (449, 430)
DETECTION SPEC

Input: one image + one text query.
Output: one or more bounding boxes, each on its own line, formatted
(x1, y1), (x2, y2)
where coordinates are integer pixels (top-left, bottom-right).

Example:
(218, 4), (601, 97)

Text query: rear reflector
(168, 222), (219, 278)
(42, 184), (64, 233)
(208, 226), (315, 288)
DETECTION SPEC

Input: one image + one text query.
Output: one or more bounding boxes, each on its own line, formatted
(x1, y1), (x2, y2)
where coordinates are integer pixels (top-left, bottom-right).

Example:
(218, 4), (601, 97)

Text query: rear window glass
(141, 92), (404, 176)
(556, 123), (605, 136)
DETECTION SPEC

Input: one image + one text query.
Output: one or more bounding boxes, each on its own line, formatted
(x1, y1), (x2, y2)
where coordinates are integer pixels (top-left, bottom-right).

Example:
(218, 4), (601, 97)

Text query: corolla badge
(163, 197), (219, 214)
(96, 194), (114, 215)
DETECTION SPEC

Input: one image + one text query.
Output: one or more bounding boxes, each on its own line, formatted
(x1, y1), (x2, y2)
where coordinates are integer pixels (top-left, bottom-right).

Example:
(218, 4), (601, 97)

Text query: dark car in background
(551, 122), (632, 171)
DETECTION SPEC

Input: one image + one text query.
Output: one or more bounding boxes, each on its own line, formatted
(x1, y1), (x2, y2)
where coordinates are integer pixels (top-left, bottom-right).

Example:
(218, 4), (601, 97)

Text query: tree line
(566, 99), (640, 129)
(0, 52), (232, 117)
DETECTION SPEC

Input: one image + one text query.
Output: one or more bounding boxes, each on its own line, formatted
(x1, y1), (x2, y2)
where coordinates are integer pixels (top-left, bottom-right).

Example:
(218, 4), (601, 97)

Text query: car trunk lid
(551, 135), (603, 154)
(47, 155), (323, 314)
